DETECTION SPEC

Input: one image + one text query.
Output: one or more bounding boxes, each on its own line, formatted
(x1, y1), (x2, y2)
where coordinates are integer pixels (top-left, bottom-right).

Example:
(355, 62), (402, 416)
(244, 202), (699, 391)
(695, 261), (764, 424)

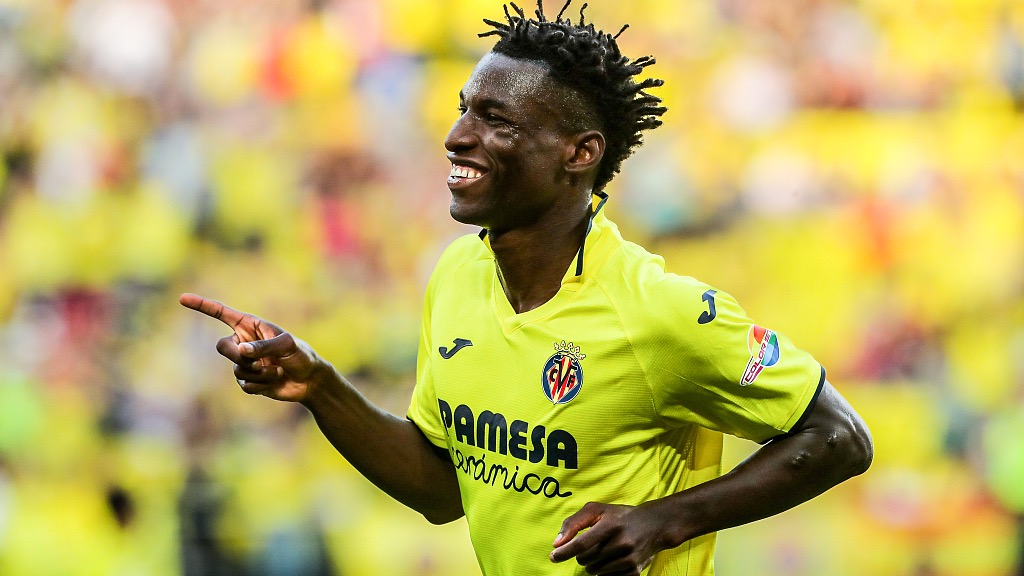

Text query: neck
(489, 206), (591, 315)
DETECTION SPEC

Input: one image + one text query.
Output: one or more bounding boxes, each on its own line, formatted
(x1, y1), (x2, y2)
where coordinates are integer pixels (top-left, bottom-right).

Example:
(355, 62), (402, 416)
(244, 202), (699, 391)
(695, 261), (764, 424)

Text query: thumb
(553, 502), (604, 548)
(239, 332), (299, 361)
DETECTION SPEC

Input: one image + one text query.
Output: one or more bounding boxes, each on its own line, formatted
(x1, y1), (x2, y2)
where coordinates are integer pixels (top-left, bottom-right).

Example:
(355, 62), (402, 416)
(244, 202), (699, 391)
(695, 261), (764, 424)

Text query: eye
(457, 105), (467, 115)
(484, 113), (507, 125)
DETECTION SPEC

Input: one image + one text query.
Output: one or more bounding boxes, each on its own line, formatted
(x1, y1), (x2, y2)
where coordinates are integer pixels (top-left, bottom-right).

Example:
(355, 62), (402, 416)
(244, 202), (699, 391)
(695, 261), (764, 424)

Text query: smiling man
(181, 2), (873, 575)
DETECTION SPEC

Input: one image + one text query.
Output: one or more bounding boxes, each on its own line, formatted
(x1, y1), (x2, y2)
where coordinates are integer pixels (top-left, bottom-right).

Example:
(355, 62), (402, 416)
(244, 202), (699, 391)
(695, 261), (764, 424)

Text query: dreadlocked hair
(480, 0), (667, 192)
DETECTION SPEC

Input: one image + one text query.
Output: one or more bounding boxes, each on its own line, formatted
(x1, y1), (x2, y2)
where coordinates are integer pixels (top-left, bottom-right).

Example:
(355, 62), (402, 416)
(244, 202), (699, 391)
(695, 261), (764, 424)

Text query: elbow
(422, 508), (465, 525)
(420, 494), (465, 525)
(795, 420), (872, 482)
(848, 423), (874, 477)
(829, 418), (873, 480)
(788, 422), (873, 479)
(792, 383), (874, 481)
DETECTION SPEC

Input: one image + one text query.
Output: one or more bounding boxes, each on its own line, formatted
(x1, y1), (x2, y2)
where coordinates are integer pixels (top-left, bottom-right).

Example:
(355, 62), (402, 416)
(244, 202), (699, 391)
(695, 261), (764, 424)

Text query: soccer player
(180, 2), (873, 574)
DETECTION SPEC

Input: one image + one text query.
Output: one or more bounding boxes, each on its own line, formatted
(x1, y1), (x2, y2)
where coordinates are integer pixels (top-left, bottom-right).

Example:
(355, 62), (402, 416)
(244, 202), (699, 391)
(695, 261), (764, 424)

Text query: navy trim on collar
(574, 191), (609, 276)
(477, 191), (610, 277)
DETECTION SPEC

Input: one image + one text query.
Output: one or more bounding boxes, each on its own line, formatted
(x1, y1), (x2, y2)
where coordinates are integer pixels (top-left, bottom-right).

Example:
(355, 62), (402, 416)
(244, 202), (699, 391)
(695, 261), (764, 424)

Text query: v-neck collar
(479, 195), (617, 331)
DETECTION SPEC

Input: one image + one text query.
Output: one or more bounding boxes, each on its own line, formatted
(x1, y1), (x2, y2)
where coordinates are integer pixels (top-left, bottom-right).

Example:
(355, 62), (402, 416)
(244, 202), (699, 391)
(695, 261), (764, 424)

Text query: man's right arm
(179, 293), (464, 524)
(300, 362), (464, 524)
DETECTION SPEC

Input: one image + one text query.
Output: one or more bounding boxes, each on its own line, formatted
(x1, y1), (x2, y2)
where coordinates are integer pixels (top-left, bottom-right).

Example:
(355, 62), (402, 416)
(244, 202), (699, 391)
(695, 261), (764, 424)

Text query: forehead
(461, 52), (560, 112)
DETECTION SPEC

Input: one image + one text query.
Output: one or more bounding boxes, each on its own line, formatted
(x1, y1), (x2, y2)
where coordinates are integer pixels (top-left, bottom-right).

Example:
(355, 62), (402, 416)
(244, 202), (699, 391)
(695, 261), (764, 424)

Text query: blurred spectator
(68, 0), (177, 96)
(0, 1), (1022, 574)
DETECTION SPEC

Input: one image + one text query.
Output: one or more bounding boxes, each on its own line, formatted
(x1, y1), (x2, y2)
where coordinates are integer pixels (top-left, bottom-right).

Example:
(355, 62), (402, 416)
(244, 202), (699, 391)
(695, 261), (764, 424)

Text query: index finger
(179, 293), (247, 328)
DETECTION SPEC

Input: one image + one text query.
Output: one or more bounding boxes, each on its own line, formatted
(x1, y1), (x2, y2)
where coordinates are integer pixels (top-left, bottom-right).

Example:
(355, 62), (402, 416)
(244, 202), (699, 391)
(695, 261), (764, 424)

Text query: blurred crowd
(0, 0), (1023, 574)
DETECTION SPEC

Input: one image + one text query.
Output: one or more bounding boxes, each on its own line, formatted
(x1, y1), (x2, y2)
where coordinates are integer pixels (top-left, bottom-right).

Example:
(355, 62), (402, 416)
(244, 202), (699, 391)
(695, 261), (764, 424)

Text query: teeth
(450, 165), (482, 179)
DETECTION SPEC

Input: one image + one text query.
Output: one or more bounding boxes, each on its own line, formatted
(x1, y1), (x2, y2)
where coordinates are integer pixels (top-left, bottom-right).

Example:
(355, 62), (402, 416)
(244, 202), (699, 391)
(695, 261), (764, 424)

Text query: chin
(449, 198), (489, 228)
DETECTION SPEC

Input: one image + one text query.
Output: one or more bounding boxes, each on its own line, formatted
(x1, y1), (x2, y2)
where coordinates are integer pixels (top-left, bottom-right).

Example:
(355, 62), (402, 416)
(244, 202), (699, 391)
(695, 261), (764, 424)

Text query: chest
(426, 284), (664, 466)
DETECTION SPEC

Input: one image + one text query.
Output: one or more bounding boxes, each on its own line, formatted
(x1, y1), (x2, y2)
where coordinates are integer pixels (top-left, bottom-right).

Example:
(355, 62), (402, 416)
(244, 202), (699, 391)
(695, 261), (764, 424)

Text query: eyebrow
(459, 91), (512, 112)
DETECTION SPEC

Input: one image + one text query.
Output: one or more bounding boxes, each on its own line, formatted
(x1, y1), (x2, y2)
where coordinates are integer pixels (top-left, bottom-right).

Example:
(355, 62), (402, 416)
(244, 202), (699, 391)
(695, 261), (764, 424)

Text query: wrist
(642, 491), (707, 551)
(299, 359), (340, 410)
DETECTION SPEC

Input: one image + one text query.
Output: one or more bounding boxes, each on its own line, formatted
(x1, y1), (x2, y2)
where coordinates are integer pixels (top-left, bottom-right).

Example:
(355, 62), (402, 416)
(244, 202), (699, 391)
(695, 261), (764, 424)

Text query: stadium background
(1, 0), (1023, 574)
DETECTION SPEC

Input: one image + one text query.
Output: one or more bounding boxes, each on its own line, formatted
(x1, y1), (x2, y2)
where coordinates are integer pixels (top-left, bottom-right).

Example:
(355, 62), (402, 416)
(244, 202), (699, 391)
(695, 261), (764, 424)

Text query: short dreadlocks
(481, 0), (667, 192)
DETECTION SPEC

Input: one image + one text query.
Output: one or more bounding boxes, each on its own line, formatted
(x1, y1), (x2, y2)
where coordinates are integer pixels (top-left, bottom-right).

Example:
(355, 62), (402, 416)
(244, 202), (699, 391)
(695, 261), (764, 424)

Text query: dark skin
(177, 293), (464, 524)
(182, 52), (873, 575)
(445, 53), (605, 312)
(548, 383), (872, 574)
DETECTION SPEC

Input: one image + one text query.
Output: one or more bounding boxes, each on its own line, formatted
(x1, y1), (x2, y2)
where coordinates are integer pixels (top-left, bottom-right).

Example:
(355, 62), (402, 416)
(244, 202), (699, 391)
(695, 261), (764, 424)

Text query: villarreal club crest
(542, 341), (586, 405)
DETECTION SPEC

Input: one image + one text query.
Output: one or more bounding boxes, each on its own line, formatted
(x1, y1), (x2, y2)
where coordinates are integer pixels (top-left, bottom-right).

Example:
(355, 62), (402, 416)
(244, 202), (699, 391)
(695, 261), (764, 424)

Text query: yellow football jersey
(407, 209), (824, 576)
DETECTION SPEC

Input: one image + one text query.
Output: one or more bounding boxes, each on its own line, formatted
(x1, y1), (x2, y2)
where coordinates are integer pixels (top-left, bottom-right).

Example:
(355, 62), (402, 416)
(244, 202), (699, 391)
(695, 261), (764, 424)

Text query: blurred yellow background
(0, 0), (1022, 574)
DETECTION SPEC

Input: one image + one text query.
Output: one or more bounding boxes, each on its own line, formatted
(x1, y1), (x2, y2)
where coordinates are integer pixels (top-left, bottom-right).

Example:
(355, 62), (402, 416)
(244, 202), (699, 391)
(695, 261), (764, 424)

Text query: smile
(450, 164), (484, 180)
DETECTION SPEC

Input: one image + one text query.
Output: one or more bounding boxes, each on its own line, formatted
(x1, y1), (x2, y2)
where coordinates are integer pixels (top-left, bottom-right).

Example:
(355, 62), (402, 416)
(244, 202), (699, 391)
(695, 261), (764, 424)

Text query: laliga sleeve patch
(740, 325), (780, 386)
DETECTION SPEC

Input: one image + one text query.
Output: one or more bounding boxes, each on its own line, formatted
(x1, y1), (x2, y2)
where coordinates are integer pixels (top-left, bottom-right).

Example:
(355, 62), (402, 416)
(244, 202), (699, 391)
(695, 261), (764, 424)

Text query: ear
(564, 130), (605, 175)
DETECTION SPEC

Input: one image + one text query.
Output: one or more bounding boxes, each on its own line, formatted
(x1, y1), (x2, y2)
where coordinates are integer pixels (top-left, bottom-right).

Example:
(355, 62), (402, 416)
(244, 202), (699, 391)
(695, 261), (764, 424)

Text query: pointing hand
(180, 293), (325, 402)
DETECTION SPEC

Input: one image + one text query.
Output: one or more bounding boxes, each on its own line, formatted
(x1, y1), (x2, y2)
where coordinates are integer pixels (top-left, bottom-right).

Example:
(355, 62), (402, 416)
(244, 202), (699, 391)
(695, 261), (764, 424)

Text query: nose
(444, 112), (476, 153)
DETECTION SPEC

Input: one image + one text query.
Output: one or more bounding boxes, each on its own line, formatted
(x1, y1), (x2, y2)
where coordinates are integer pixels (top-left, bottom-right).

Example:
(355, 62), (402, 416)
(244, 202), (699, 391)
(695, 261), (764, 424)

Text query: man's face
(444, 52), (583, 232)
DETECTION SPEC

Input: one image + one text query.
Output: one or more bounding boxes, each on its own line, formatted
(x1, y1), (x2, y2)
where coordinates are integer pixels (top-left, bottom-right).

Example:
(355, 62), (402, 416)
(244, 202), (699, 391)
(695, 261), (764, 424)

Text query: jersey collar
(480, 193), (618, 328)
(477, 190), (611, 281)
(573, 190), (609, 276)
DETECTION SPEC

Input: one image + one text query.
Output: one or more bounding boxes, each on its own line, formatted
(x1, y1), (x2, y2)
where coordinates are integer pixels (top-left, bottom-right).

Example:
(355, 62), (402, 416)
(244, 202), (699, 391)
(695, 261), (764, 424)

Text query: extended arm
(180, 293), (464, 524)
(551, 380), (872, 574)
(300, 363), (464, 524)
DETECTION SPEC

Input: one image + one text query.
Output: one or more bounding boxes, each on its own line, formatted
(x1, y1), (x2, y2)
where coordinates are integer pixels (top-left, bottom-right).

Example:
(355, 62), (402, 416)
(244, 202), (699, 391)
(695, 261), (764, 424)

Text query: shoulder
(426, 233), (493, 296)
(596, 237), (719, 319)
(435, 233), (490, 269)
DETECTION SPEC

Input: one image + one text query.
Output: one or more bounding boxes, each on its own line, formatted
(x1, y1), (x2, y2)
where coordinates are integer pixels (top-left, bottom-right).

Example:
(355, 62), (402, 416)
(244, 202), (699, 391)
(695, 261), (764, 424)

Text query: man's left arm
(550, 380), (873, 575)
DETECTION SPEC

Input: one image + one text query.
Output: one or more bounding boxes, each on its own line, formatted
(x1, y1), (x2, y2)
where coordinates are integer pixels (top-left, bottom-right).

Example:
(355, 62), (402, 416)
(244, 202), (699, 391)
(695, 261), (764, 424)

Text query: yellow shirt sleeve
(640, 276), (824, 443)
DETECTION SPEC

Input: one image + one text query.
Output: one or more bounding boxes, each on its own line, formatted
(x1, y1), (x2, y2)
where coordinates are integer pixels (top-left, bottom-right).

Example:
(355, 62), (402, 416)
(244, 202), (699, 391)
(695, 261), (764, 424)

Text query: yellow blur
(0, 1), (1022, 575)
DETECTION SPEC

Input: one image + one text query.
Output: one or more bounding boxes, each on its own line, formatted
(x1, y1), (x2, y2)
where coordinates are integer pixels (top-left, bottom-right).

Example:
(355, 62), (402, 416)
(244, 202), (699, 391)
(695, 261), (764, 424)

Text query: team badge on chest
(542, 340), (586, 405)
